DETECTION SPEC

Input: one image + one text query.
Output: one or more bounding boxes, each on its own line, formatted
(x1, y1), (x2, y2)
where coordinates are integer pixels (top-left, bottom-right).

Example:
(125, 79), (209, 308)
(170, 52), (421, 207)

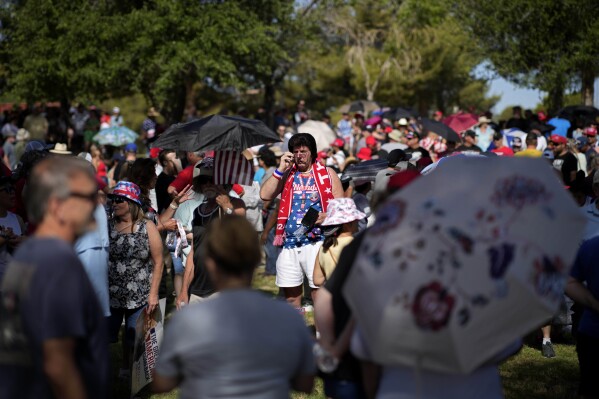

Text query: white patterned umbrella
(343, 156), (585, 374)
(93, 126), (139, 146)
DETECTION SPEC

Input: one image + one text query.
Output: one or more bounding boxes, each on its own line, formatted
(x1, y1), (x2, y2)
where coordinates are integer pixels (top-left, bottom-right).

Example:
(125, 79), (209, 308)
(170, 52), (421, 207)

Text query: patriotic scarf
(273, 162), (335, 246)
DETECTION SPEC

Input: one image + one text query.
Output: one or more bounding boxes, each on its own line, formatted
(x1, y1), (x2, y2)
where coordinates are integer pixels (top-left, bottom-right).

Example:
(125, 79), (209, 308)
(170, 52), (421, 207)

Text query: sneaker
(542, 342), (556, 358)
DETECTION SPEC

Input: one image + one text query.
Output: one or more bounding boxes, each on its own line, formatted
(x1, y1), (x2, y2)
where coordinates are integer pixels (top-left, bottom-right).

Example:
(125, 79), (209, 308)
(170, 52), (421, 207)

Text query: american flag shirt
(283, 172), (324, 249)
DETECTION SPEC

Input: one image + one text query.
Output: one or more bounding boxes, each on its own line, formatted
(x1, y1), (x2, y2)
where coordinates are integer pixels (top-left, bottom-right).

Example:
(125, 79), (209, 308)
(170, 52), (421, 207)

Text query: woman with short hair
(153, 215), (316, 399)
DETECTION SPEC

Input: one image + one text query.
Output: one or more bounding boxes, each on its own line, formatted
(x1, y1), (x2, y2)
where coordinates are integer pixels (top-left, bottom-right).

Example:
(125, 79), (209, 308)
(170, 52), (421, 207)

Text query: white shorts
(276, 241), (322, 289)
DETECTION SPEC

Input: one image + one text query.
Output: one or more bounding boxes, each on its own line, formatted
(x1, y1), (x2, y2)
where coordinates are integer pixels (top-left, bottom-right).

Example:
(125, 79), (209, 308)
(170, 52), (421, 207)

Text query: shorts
(107, 306), (145, 346)
(171, 253), (184, 275)
(276, 241), (322, 288)
(576, 332), (599, 397)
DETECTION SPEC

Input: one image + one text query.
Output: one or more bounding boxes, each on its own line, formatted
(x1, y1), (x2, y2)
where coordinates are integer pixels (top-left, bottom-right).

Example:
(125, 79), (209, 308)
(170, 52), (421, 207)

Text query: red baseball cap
(584, 126), (597, 137)
(318, 150), (328, 159)
(384, 126), (393, 134)
(149, 147), (161, 159)
(537, 111), (547, 122)
(366, 136), (377, 146)
(549, 134), (568, 145)
(331, 138), (345, 148)
(356, 147), (372, 161)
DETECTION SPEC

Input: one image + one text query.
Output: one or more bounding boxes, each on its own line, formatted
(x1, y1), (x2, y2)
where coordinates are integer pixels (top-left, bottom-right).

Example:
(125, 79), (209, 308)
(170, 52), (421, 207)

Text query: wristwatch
(225, 207), (233, 215)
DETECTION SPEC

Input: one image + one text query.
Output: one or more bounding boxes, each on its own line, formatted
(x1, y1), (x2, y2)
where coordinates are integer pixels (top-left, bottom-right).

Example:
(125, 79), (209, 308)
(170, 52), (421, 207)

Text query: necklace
(197, 201), (219, 217)
(116, 221), (134, 233)
(298, 170), (312, 210)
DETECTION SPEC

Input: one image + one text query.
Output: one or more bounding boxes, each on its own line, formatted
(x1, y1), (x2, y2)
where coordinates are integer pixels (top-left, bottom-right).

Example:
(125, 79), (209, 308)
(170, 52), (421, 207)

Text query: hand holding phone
(278, 152), (294, 173)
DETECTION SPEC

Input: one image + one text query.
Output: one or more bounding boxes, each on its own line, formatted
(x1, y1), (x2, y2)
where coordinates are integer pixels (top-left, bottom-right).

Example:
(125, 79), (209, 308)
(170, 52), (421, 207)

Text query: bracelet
(169, 202), (179, 210)
(273, 169), (284, 179)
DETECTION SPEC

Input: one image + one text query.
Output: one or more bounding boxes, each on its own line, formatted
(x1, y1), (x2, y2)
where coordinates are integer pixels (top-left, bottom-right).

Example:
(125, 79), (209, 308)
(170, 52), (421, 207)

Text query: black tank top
(189, 203), (219, 297)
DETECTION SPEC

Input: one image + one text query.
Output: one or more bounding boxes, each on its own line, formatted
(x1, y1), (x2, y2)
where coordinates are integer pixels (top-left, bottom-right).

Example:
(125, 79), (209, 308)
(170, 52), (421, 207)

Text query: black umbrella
(420, 118), (461, 143)
(528, 121), (555, 134)
(558, 105), (599, 122)
(152, 115), (280, 151)
(342, 159), (389, 183)
(382, 107), (420, 120)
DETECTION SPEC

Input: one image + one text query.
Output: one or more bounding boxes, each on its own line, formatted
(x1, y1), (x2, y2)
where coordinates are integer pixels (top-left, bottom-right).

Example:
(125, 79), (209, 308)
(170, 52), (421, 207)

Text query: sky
(487, 78), (545, 114)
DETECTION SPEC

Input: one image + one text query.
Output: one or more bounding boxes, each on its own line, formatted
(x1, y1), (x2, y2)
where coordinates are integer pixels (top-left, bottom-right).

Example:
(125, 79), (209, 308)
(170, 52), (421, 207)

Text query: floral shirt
(108, 220), (152, 309)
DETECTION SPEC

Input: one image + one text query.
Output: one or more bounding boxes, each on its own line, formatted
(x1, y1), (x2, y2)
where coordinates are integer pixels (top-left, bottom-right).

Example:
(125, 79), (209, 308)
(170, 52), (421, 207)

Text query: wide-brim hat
(49, 143), (72, 155)
(478, 116), (492, 125)
(388, 129), (402, 142)
(321, 198), (367, 226)
(16, 128), (30, 141)
(108, 181), (142, 206)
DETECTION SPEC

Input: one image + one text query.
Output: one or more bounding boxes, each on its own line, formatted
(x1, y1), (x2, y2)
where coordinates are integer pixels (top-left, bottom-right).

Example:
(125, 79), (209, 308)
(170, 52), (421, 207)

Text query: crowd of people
(0, 100), (598, 399)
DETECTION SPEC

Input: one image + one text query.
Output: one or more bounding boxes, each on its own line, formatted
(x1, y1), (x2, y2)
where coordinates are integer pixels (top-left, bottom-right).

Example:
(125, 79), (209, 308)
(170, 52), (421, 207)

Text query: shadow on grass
(500, 345), (579, 399)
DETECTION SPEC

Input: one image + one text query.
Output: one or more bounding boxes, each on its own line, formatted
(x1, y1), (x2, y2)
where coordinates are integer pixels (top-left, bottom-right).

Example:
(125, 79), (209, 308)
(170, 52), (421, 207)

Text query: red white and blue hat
(109, 181), (142, 206)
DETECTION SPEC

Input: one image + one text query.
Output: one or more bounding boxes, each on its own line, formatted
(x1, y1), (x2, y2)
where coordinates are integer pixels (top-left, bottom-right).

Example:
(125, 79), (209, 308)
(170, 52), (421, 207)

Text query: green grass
(108, 267), (580, 398)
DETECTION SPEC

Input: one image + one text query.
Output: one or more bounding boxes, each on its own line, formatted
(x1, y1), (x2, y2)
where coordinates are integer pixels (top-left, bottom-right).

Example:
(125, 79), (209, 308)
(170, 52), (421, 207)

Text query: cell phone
(301, 207), (320, 230)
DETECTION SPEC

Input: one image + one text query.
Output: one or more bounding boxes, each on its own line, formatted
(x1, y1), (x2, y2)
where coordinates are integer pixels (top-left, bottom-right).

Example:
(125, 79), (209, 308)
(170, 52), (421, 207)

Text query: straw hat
(49, 143), (72, 155)
(321, 198), (366, 226)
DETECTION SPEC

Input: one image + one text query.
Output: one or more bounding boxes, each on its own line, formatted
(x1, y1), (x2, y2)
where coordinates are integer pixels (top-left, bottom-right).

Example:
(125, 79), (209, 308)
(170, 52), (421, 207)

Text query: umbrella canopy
(93, 126), (138, 146)
(558, 105), (599, 122)
(339, 100), (380, 115)
(420, 118), (461, 143)
(342, 159), (389, 184)
(297, 120), (337, 152)
(151, 115), (280, 152)
(442, 113), (478, 133)
(382, 107), (419, 121)
(365, 116), (382, 126)
(343, 156), (585, 374)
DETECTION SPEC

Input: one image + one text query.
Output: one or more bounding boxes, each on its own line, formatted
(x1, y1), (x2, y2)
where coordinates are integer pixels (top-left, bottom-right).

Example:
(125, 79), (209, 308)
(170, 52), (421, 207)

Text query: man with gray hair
(0, 156), (109, 399)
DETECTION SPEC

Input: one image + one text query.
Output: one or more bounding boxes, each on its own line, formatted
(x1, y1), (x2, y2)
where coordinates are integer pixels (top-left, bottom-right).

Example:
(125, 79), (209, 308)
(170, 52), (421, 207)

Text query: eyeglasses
(111, 197), (128, 204)
(70, 191), (99, 204)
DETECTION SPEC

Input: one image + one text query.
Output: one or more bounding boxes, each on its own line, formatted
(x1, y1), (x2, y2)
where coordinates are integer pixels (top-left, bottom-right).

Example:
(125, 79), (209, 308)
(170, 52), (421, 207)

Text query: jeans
(323, 378), (367, 399)
(264, 228), (280, 275)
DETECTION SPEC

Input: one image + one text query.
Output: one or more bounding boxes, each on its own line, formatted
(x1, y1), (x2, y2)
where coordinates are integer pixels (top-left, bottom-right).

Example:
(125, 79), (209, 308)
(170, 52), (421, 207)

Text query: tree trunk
(546, 82), (564, 116)
(581, 68), (595, 106)
(161, 83), (187, 125)
(263, 81), (276, 129)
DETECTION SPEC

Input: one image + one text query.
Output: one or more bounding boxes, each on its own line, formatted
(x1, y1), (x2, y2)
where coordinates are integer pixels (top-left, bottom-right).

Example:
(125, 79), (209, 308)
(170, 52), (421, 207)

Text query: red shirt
(491, 146), (514, 157)
(168, 165), (194, 193)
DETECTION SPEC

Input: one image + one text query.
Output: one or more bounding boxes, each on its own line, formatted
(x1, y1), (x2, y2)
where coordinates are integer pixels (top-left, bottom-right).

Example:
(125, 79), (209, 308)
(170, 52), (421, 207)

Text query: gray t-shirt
(157, 289), (315, 399)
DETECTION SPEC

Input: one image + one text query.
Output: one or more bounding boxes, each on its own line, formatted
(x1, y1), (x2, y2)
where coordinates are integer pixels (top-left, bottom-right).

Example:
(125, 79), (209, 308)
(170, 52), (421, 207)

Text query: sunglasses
(111, 197), (128, 204)
(70, 191), (99, 204)
(0, 187), (15, 194)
